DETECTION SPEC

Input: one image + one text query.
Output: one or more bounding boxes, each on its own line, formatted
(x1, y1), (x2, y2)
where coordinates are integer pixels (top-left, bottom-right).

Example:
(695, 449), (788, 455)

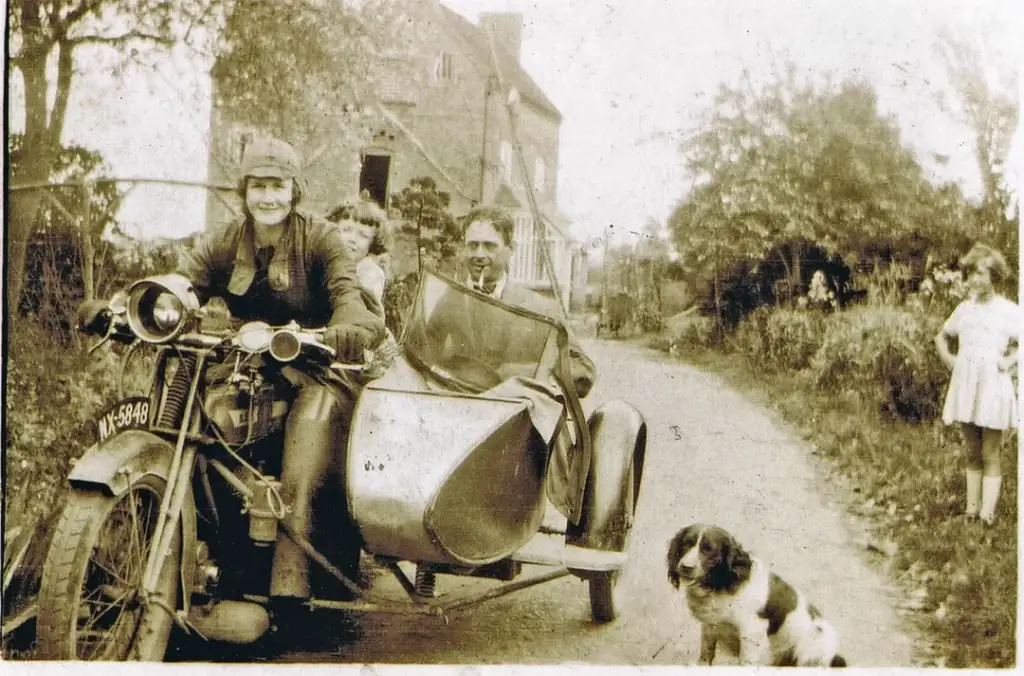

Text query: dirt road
(273, 340), (921, 666)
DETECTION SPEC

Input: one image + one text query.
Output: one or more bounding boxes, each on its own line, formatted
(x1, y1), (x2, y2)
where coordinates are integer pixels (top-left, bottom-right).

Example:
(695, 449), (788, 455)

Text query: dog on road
(666, 524), (847, 667)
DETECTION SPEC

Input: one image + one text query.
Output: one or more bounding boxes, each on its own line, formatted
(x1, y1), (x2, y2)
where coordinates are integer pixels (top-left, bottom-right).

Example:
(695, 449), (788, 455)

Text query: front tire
(36, 476), (180, 661)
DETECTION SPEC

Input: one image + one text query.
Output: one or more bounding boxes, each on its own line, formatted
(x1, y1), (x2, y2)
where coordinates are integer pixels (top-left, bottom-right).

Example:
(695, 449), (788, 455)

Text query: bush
(670, 315), (717, 353)
(767, 309), (826, 370)
(809, 306), (948, 421)
(733, 307), (826, 371)
(5, 319), (153, 527)
(633, 300), (664, 333)
(382, 271), (419, 339)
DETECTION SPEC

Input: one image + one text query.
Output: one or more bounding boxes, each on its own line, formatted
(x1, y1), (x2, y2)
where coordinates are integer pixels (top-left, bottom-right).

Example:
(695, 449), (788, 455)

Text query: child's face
(966, 263), (994, 297)
(338, 219), (376, 259)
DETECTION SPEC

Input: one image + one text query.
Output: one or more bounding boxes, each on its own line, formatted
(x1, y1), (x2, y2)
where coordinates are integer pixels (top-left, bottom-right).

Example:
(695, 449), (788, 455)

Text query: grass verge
(653, 336), (1017, 668)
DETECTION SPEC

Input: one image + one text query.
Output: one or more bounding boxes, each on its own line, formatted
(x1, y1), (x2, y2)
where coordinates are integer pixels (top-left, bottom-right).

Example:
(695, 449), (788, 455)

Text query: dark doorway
(359, 154), (391, 209)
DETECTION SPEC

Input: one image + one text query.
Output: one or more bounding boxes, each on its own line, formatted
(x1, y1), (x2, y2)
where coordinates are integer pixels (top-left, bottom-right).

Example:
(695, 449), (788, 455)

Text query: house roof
(439, 5), (562, 122)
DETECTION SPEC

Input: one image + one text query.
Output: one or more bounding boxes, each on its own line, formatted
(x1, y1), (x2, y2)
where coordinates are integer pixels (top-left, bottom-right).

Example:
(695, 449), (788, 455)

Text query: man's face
(245, 176), (294, 227)
(463, 220), (512, 285)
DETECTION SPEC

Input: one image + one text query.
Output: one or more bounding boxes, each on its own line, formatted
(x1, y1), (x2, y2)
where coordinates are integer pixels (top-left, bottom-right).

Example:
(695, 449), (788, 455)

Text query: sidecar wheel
(589, 570), (620, 623)
(36, 478), (180, 661)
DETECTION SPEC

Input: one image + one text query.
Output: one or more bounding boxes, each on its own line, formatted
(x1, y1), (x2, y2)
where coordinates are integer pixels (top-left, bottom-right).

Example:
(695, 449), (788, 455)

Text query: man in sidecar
(419, 205), (598, 524)
(80, 137), (386, 613)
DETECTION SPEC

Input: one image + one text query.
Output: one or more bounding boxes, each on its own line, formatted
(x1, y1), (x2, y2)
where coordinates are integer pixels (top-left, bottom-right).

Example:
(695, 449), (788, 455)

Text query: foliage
(633, 300), (664, 334)
(934, 27), (1020, 225)
(736, 307), (826, 372)
(389, 176), (461, 273)
(8, 0), (215, 308)
(381, 271), (420, 339)
(9, 134), (123, 332)
(667, 64), (972, 328)
(210, 0), (418, 181)
(668, 315), (718, 354)
(5, 320), (154, 526)
(809, 306), (948, 422)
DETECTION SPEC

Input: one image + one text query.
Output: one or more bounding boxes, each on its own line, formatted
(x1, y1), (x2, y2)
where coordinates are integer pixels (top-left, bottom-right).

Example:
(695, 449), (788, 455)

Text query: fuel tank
(347, 373), (551, 567)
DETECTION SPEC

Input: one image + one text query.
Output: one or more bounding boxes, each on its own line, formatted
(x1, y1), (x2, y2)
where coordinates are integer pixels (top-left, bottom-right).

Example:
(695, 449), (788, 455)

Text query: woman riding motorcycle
(184, 137), (384, 609)
(82, 137), (385, 614)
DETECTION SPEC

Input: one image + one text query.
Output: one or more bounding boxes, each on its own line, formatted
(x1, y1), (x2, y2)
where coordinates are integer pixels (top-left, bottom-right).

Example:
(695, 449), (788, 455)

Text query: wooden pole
(80, 184), (95, 302)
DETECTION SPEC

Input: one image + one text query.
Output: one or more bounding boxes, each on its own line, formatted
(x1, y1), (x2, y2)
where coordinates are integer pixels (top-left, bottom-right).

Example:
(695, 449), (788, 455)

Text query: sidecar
(327, 271), (647, 623)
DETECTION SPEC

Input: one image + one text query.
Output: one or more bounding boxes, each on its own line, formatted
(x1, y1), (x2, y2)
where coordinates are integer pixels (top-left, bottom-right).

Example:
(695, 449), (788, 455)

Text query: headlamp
(126, 274), (200, 343)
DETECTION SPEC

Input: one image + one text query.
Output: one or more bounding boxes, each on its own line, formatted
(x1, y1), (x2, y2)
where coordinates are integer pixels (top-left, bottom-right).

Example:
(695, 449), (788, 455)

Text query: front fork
(142, 353), (206, 600)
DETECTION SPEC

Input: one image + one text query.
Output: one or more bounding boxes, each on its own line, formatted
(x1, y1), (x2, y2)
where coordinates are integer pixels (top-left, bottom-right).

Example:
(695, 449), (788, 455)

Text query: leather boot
(270, 383), (348, 599)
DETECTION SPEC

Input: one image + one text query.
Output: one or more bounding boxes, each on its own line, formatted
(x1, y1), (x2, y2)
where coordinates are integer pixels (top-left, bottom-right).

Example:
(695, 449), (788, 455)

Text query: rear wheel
(36, 476), (180, 660)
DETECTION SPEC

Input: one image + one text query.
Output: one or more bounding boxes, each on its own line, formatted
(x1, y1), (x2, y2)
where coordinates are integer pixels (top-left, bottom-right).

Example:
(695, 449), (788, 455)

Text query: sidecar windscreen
(401, 271), (566, 393)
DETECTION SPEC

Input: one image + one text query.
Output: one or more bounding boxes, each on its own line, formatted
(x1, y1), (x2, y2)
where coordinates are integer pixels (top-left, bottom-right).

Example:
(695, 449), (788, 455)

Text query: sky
(9, 0), (1023, 250)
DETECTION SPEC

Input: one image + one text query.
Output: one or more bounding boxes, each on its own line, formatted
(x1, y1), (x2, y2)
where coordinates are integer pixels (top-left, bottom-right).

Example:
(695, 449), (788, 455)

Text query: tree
(9, 134), (122, 332)
(390, 176), (461, 274)
(8, 0), (418, 310)
(669, 65), (958, 319)
(8, 0), (216, 309)
(210, 0), (419, 175)
(934, 27), (1020, 270)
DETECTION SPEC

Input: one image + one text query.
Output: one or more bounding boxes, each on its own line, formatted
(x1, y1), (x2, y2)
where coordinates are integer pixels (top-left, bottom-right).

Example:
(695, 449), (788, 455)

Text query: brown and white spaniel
(667, 524), (847, 667)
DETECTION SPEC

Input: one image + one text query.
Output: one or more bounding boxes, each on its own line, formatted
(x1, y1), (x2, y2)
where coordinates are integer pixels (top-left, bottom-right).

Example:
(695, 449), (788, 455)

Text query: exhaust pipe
(187, 600), (270, 644)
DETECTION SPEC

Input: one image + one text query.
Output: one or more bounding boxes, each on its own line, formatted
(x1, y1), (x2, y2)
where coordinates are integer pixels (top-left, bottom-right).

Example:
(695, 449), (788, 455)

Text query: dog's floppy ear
(666, 528), (688, 589)
(724, 533), (752, 581)
(830, 655), (847, 668)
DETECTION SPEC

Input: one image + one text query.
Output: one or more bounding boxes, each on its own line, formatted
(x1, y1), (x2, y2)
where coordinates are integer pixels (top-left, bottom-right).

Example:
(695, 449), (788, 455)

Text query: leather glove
(77, 299), (111, 334)
(324, 324), (373, 363)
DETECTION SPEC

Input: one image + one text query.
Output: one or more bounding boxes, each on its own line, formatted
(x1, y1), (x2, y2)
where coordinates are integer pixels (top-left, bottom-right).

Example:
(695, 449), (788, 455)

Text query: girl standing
(934, 244), (1019, 526)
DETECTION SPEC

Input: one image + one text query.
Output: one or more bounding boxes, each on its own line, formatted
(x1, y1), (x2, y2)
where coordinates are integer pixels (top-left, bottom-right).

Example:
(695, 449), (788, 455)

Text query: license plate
(96, 397), (152, 442)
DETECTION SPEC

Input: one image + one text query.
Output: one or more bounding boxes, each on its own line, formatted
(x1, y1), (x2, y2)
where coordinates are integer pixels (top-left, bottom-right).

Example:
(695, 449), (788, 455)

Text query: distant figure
(934, 243), (1019, 526)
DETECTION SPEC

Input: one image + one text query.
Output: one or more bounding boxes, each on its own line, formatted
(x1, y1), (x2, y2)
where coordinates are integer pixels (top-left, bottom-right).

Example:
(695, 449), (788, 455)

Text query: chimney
(480, 12), (523, 62)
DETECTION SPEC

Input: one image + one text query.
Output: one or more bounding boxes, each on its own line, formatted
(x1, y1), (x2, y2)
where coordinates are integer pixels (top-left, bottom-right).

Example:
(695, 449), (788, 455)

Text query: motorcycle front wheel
(36, 476), (180, 661)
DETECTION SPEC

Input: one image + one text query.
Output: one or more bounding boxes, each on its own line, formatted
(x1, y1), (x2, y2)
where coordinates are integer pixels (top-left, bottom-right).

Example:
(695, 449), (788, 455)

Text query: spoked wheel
(36, 476), (180, 661)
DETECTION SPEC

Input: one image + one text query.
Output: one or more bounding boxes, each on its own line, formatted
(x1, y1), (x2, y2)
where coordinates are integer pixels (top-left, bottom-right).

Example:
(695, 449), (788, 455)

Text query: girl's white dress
(941, 295), (1021, 430)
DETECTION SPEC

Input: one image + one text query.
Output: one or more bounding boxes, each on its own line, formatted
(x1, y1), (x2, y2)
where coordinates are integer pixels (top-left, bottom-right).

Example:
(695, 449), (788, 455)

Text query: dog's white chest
(686, 587), (747, 625)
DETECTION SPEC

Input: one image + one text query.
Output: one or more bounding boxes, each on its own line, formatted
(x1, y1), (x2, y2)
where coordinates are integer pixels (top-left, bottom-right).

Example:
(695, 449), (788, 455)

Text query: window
(435, 52), (455, 82)
(534, 157), (546, 193)
(500, 141), (514, 184)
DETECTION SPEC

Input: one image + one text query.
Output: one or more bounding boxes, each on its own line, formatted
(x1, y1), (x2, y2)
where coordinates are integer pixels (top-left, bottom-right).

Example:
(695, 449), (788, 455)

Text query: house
(205, 1), (587, 311)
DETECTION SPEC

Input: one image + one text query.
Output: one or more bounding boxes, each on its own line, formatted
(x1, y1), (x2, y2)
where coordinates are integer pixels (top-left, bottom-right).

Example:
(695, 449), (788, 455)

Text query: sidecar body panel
(347, 387), (550, 567)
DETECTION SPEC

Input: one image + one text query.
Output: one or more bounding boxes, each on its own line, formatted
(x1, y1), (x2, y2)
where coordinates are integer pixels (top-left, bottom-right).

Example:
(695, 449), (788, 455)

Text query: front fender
(69, 430), (176, 496)
(67, 429), (198, 612)
(566, 400), (647, 553)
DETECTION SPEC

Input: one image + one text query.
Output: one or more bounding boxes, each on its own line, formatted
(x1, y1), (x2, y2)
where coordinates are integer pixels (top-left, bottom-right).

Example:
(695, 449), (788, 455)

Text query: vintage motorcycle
(30, 270), (647, 661)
